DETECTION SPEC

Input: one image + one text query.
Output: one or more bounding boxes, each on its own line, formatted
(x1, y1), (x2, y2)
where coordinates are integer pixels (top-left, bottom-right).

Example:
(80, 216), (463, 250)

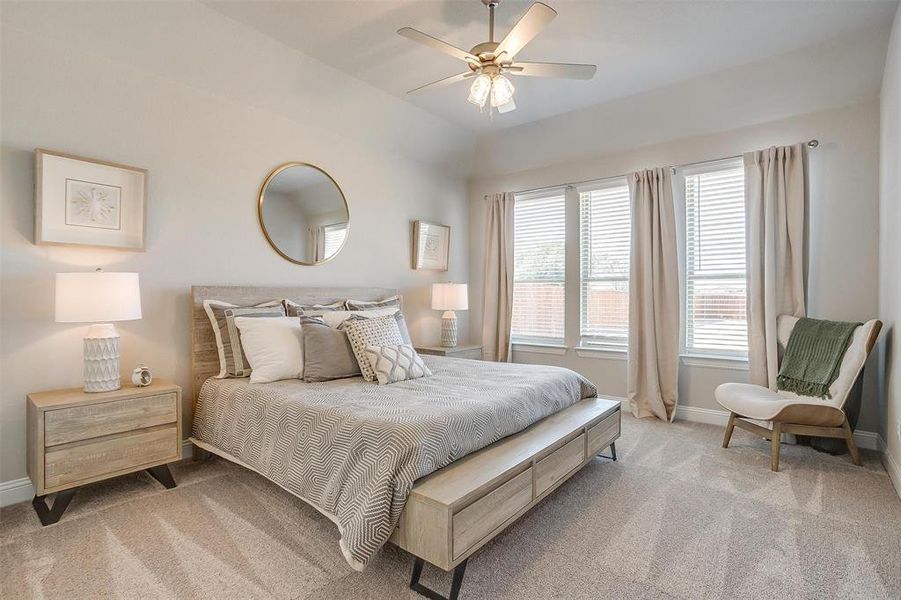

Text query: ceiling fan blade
(397, 27), (480, 64)
(494, 2), (557, 62)
(507, 61), (597, 80)
(406, 72), (476, 95)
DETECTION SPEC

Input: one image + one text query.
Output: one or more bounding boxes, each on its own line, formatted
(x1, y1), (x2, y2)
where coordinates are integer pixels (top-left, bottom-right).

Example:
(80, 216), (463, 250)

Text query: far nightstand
(26, 380), (182, 525)
(415, 343), (483, 360)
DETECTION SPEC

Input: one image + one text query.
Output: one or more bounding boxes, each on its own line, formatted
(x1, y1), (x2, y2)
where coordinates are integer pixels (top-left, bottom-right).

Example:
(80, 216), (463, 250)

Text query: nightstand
(415, 343), (483, 360)
(26, 380), (182, 525)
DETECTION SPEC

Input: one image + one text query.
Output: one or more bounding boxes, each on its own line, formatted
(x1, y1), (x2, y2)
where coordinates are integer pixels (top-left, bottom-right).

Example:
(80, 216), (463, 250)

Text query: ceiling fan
(398, 0), (596, 116)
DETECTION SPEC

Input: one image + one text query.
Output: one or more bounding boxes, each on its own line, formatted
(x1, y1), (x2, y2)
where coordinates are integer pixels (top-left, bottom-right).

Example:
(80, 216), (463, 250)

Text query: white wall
(0, 4), (475, 484)
(469, 100), (882, 429)
(879, 4), (901, 484)
(473, 25), (889, 177)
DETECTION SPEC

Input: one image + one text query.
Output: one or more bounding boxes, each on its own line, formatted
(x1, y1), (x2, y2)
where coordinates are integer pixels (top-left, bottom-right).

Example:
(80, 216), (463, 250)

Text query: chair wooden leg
(722, 412), (737, 448)
(771, 422), (782, 472)
(841, 418), (862, 466)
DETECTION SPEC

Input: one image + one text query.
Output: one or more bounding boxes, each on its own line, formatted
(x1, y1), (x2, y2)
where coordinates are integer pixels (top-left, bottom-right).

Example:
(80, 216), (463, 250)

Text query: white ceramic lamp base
(84, 323), (121, 393)
(440, 311), (458, 347)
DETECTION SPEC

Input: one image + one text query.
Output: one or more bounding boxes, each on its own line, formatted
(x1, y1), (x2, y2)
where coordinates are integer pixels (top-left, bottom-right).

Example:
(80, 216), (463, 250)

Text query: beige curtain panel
(627, 168), (680, 422)
(744, 144), (808, 388)
(481, 192), (515, 362)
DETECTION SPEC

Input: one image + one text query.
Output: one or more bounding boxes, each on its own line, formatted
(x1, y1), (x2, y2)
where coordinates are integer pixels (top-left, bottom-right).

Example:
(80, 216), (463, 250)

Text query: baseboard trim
(0, 440), (195, 508)
(0, 477), (33, 508)
(674, 404), (881, 451)
(877, 435), (901, 500)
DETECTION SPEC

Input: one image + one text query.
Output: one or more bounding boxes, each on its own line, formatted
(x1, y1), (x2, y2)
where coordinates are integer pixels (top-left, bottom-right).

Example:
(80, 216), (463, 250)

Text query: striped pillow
(203, 300), (285, 378)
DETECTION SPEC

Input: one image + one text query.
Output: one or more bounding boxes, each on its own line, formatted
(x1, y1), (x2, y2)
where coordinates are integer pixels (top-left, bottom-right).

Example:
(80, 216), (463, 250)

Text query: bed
(189, 285), (620, 599)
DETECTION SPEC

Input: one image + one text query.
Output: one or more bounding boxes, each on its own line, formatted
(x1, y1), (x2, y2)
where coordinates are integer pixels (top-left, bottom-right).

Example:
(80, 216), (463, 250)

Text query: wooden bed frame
(190, 285), (621, 600)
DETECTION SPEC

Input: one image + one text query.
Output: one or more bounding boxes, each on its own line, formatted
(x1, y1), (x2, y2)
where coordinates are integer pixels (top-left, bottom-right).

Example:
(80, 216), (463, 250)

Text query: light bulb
(490, 75), (515, 108)
(467, 74), (491, 107)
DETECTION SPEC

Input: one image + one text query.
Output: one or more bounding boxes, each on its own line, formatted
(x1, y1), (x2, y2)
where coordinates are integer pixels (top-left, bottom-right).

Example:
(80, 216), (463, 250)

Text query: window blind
(579, 179), (630, 349)
(683, 160), (748, 357)
(512, 188), (566, 344)
(322, 223), (347, 258)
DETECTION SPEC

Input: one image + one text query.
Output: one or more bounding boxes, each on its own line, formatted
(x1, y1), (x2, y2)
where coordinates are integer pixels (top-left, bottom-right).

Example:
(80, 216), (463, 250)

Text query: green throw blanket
(777, 317), (860, 398)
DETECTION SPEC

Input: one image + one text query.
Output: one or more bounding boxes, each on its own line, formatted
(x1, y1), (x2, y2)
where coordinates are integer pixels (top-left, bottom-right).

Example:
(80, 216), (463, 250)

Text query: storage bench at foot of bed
(390, 396), (621, 574)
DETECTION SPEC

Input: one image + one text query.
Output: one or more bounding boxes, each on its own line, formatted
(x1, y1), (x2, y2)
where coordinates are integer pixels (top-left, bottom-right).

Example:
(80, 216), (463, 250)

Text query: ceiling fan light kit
(398, 0), (597, 117)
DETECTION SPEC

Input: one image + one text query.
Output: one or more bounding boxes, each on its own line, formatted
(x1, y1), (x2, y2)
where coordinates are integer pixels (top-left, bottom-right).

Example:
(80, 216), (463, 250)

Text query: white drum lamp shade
(431, 283), (468, 347)
(56, 271), (142, 392)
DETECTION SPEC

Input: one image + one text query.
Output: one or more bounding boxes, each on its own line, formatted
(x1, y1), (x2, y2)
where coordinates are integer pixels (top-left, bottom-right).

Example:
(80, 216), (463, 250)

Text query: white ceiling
(207, 0), (898, 132)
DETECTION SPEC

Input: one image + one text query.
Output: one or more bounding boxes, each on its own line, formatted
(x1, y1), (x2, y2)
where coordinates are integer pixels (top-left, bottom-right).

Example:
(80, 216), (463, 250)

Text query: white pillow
(321, 307), (400, 328)
(234, 316), (303, 384)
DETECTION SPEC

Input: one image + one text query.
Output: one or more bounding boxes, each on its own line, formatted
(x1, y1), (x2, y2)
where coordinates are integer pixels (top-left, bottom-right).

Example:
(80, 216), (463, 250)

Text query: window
(579, 179), (631, 349)
(511, 188), (566, 345)
(322, 223), (347, 258)
(682, 159), (747, 357)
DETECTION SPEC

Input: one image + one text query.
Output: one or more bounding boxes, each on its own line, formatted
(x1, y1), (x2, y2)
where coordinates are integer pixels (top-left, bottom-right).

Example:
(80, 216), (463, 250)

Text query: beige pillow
(343, 315), (405, 382)
(234, 316), (303, 384)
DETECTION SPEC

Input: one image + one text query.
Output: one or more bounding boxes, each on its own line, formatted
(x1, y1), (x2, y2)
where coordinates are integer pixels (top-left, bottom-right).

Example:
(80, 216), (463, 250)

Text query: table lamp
(55, 270), (142, 392)
(431, 283), (468, 347)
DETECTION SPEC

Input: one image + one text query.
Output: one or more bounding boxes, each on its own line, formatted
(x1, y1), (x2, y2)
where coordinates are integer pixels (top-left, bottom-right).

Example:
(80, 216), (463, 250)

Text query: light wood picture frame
(35, 149), (147, 251)
(412, 220), (450, 271)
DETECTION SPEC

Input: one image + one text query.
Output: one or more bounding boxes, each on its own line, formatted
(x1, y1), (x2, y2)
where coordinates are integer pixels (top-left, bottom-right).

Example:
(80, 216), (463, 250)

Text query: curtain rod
(498, 139), (819, 198)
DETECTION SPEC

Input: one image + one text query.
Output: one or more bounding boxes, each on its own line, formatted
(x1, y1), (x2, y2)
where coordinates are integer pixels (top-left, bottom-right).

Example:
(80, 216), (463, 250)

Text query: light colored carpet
(2, 415), (900, 599)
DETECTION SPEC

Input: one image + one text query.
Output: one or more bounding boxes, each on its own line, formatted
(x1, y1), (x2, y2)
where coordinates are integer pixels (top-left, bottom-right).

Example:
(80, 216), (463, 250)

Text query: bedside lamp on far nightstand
(55, 269), (142, 393)
(431, 282), (468, 347)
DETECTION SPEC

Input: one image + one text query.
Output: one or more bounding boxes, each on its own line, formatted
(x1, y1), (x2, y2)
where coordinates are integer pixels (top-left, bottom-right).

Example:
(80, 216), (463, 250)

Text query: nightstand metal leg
(32, 489), (77, 526)
(146, 464), (177, 489)
(410, 557), (468, 600)
(598, 442), (617, 461)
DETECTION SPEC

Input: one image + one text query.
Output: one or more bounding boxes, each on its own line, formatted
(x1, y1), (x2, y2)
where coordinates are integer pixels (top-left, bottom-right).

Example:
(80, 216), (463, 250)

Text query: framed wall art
(412, 220), (450, 271)
(35, 149), (147, 251)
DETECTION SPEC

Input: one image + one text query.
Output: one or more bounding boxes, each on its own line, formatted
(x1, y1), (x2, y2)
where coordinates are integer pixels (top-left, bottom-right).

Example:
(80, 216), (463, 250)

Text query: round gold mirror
(258, 163), (349, 265)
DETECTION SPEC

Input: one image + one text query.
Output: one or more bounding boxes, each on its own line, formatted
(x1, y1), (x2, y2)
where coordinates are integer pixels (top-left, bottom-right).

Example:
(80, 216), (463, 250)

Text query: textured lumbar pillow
(203, 299), (285, 378)
(364, 344), (432, 385)
(234, 316), (303, 384)
(343, 314), (405, 382)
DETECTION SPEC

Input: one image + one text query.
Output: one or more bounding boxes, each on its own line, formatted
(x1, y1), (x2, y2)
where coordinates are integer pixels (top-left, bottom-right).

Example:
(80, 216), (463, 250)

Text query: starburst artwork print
(65, 179), (121, 230)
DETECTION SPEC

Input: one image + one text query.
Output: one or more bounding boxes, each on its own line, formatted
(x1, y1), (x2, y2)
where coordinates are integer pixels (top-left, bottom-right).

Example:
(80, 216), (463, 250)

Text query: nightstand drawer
(44, 392), (177, 446)
(44, 425), (178, 489)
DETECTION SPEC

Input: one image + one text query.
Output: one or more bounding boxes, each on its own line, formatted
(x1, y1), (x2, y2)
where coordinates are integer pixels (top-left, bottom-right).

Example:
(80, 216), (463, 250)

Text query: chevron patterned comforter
(191, 356), (597, 569)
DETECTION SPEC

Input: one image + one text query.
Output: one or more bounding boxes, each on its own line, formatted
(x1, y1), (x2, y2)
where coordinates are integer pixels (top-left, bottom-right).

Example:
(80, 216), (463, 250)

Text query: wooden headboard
(190, 285), (400, 403)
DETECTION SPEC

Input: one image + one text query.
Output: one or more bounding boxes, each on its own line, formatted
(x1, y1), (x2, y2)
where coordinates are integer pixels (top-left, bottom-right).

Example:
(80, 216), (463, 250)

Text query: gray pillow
(283, 299), (344, 317)
(345, 295), (401, 311)
(300, 317), (362, 382)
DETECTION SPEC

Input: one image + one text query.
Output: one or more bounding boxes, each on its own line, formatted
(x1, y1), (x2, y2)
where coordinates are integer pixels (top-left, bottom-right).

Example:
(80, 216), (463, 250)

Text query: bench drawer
(587, 411), (620, 456)
(45, 393), (178, 446)
(45, 425), (178, 490)
(534, 434), (585, 497)
(453, 468), (532, 559)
